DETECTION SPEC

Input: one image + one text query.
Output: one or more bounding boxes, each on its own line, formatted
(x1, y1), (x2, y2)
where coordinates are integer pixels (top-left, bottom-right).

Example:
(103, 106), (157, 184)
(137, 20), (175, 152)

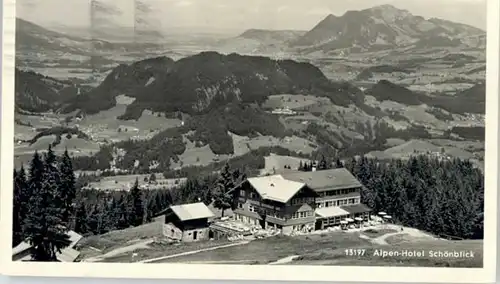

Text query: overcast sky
(17, 0), (486, 33)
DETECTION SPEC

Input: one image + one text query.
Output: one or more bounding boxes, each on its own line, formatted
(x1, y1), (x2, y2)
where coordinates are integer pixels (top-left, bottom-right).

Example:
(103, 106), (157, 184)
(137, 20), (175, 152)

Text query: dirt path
(363, 225), (437, 246)
(140, 240), (251, 263)
(83, 239), (154, 262)
(371, 232), (400, 245)
(268, 255), (300, 265)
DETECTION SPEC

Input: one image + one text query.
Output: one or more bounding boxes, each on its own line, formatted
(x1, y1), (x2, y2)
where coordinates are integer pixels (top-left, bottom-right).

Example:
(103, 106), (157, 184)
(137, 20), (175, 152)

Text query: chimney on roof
(270, 183), (275, 187)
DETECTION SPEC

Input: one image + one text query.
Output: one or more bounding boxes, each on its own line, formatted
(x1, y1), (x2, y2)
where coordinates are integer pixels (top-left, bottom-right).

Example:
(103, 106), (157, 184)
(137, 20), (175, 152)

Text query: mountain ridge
(290, 4), (485, 52)
(63, 52), (359, 118)
(15, 68), (87, 112)
(16, 18), (165, 56)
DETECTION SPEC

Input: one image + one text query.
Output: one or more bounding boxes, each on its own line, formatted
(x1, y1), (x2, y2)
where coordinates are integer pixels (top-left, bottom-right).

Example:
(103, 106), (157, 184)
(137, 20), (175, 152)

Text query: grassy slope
(155, 232), (482, 267)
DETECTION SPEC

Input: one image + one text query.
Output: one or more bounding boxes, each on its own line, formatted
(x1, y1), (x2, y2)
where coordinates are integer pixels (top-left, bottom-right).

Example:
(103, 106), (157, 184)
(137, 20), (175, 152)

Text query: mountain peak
(368, 4), (403, 12)
(322, 14), (337, 21)
(290, 4), (480, 50)
(363, 4), (412, 21)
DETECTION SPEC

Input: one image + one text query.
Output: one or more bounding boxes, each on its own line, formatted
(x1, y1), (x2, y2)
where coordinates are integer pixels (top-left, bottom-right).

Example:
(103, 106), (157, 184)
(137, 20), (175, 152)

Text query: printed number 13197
(345, 249), (366, 256)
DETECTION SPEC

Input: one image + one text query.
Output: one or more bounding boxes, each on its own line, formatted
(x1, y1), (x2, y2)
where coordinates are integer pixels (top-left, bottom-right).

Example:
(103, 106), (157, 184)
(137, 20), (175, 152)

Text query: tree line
(74, 154), (484, 240)
(345, 155), (484, 239)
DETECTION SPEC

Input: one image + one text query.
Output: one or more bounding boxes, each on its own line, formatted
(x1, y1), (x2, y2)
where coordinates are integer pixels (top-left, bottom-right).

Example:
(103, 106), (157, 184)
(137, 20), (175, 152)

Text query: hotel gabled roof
(282, 168), (362, 192)
(246, 174), (308, 203)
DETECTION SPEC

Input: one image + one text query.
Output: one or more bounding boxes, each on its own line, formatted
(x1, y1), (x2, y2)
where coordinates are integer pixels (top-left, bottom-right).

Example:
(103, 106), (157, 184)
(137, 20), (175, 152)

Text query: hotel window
(238, 203), (243, 209)
(249, 205), (255, 212)
(307, 211), (314, 217)
(349, 198), (355, 204)
(326, 201), (334, 207)
(300, 212), (306, 218)
(293, 198), (305, 205)
(239, 190), (245, 197)
(249, 192), (255, 199)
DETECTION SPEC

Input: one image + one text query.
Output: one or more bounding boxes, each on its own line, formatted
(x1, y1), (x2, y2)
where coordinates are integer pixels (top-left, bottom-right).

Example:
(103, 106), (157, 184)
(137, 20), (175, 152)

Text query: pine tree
(27, 151), (44, 200)
(87, 204), (102, 234)
(13, 169), (22, 247)
(24, 147), (71, 261)
(74, 203), (89, 235)
(335, 158), (343, 168)
(117, 195), (130, 229)
(318, 155), (328, 170)
(298, 161), (303, 171)
(213, 163), (235, 217)
(149, 173), (157, 183)
(129, 178), (144, 226)
(13, 165), (29, 246)
(59, 149), (76, 228)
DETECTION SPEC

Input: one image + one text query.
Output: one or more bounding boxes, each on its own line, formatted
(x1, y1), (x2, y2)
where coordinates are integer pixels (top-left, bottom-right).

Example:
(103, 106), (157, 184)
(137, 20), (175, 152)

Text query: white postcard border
(0, 0), (497, 282)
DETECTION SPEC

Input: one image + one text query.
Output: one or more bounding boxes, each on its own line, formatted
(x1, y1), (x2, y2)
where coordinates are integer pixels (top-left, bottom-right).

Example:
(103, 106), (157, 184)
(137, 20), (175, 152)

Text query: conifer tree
(213, 163), (235, 217)
(24, 147), (71, 261)
(13, 165), (29, 246)
(335, 158), (343, 168)
(129, 178), (144, 226)
(60, 149), (76, 228)
(149, 173), (157, 183)
(318, 155), (328, 170)
(117, 195), (130, 230)
(74, 202), (89, 235)
(13, 169), (22, 246)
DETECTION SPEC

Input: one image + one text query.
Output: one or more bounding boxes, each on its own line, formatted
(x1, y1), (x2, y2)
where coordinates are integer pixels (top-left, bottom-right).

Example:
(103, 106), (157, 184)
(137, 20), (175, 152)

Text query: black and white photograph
(1, 0), (497, 282)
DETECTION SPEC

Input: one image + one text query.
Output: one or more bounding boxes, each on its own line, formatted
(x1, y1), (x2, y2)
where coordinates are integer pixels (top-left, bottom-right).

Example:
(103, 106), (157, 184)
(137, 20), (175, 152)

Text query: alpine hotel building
(231, 168), (371, 234)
